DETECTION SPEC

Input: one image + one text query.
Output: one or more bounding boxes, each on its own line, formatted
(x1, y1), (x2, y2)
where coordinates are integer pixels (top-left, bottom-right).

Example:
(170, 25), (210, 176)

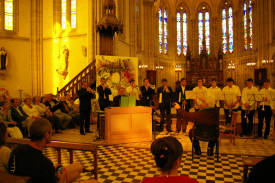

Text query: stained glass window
(222, 3), (234, 54)
(159, 9), (168, 54)
(228, 7), (233, 53)
(249, 0), (253, 49)
(222, 9), (227, 53)
(4, 0), (14, 31)
(61, 0), (67, 30)
(198, 10), (210, 55)
(182, 13), (187, 55)
(205, 12), (210, 55)
(71, 0), (76, 28)
(243, 0), (253, 50)
(159, 9), (163, 53)
(198, 12), (203, 55)
(176, 11), (188, 56)
(244, 1), (248, 50)
(163, 10), (168, 54)
(177, 12), (181, 55)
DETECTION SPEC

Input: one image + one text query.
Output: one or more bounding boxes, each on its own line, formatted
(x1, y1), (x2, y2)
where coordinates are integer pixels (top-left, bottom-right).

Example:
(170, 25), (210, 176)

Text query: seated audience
(142, 136), (198, 183)
(44, 94), (71, 130)
(0, 101), (23, 139)
(247, 129), (275, 183)
(0, 122), (11, 172)
(10, 98), (37, 137)
(33, 96), (61, 133)
(59, 96), (78, 128)
(112, 87), (126, 107)
(22, 97), (41, 119)
(8, 118), (84, 183)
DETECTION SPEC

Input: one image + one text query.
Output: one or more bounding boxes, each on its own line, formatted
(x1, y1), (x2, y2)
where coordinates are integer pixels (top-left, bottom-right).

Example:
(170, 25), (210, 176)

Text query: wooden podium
(105, 106), (152, 144)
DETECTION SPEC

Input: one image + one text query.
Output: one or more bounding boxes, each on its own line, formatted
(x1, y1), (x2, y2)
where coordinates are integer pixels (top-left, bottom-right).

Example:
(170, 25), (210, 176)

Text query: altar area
(105, 106), (152, 144)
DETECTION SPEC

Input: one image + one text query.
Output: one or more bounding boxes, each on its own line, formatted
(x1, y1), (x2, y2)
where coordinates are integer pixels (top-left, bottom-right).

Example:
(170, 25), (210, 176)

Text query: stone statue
(0, 47), (8, 70)
(56, 46), (69, 79)
(218, 48), (223, 71)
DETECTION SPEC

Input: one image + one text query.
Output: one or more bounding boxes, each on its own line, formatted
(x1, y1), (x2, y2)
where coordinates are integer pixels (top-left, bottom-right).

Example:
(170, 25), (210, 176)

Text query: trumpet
(262, 96), (266, 111)
(244, 110), (249, 119)
(229, 108), (232, 118)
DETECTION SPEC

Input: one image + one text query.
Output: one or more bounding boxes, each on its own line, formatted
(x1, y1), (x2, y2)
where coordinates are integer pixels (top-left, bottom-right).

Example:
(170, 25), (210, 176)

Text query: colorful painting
(96, 55), (138, 97)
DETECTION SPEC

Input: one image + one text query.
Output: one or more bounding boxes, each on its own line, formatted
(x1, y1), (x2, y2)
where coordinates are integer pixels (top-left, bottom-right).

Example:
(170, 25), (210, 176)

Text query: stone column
(30, 0), (43, 96)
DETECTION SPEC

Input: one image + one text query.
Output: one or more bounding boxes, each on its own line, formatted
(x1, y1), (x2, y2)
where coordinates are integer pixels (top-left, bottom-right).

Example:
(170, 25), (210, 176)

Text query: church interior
(0, 0), (275, 183)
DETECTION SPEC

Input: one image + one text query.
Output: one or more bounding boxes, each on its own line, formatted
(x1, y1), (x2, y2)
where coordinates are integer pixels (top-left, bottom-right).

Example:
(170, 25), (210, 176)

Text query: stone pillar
(30, 0), (43, 96)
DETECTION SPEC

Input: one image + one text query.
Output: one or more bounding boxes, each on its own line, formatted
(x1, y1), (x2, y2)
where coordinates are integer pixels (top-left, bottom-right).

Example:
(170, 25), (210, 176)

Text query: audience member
(247, 129), (275, 183)
(59, 96), (78, 128)
(0, 122), (11, 172)
(142, 136), (198, 183)
(44, 94), (71, 130)
(0, 101), (23, 139)
(9, 98), (29, 133)
(22, 97), (41, 119)
(33, 96), (62, 133)
(8, 118), (84, 183)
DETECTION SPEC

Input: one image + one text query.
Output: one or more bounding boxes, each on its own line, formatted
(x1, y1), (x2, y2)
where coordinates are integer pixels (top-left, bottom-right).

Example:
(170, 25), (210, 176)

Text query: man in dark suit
(157, 78), (173, 132)
(10, 98), (28, 133)
(139, 78), (155, 107)
(97, 78), (112, 111)
(77, 82), (95, 135)
(175, 78), (191, 134)
(112, 87), (126, 107)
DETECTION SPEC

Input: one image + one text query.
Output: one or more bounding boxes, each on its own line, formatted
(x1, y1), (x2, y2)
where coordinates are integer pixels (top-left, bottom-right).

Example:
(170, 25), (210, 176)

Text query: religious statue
(56, 46), (69, 79)
(218, 48), (223, 71)
(0, 47), (8, 70)
(200, 39), (208, 70)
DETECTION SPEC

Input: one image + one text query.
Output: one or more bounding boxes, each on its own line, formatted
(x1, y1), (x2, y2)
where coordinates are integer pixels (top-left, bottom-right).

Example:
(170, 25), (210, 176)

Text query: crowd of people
(94, 77), (274, 139)
(0, 88), (80, 139)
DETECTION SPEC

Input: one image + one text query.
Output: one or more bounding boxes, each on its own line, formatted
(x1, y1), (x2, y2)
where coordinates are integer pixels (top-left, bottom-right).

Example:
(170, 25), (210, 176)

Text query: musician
(77, 82), (95, 135)
(192, 79), (208, 112)
(175, 78), (191, 134)
(174, 103), (217, 156)
(241, 78), (258, 137)
(112, 87), (126, 107)
(222, 78), (241, 125)
(207, 79), (222, 108)
(157, 78), (173, 132)
(97, 78), (112, 111)
(257, 79), (273, 139)
(126, 79), (140, 103)
(139, 78), (155, 107)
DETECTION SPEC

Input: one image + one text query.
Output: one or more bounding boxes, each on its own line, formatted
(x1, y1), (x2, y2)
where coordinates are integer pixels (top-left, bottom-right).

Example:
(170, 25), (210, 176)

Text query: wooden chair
(7, 138), (98, 179)
(219, 111), (238, 145)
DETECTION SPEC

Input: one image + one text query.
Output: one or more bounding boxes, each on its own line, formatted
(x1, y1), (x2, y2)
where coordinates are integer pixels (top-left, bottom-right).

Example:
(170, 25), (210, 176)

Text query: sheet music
(186, 91), (195, 99)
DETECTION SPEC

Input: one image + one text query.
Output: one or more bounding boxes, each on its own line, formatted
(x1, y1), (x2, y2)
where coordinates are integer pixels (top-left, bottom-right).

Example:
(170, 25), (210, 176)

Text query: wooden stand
(105, 106), (152, 144)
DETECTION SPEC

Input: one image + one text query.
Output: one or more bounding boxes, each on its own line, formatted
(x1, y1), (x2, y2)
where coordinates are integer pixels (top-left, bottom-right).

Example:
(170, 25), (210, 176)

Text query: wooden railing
(57, 60), (96, 99)
(6, 138), (98, 179)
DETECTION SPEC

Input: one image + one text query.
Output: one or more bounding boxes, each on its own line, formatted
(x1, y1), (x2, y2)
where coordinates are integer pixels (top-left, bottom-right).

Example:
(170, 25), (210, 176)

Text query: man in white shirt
(257, 79), (273, 139)
(192, 79), (208, 111)
(221, 78), (241, 125)
(126, 79), (140, 103)
(241, 79), (258, 137)
(207, 79), (222, 108)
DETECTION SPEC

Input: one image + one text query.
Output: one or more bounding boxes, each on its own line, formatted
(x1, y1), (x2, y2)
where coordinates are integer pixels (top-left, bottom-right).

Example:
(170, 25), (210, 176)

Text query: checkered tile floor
(43, 145), (259, 183)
